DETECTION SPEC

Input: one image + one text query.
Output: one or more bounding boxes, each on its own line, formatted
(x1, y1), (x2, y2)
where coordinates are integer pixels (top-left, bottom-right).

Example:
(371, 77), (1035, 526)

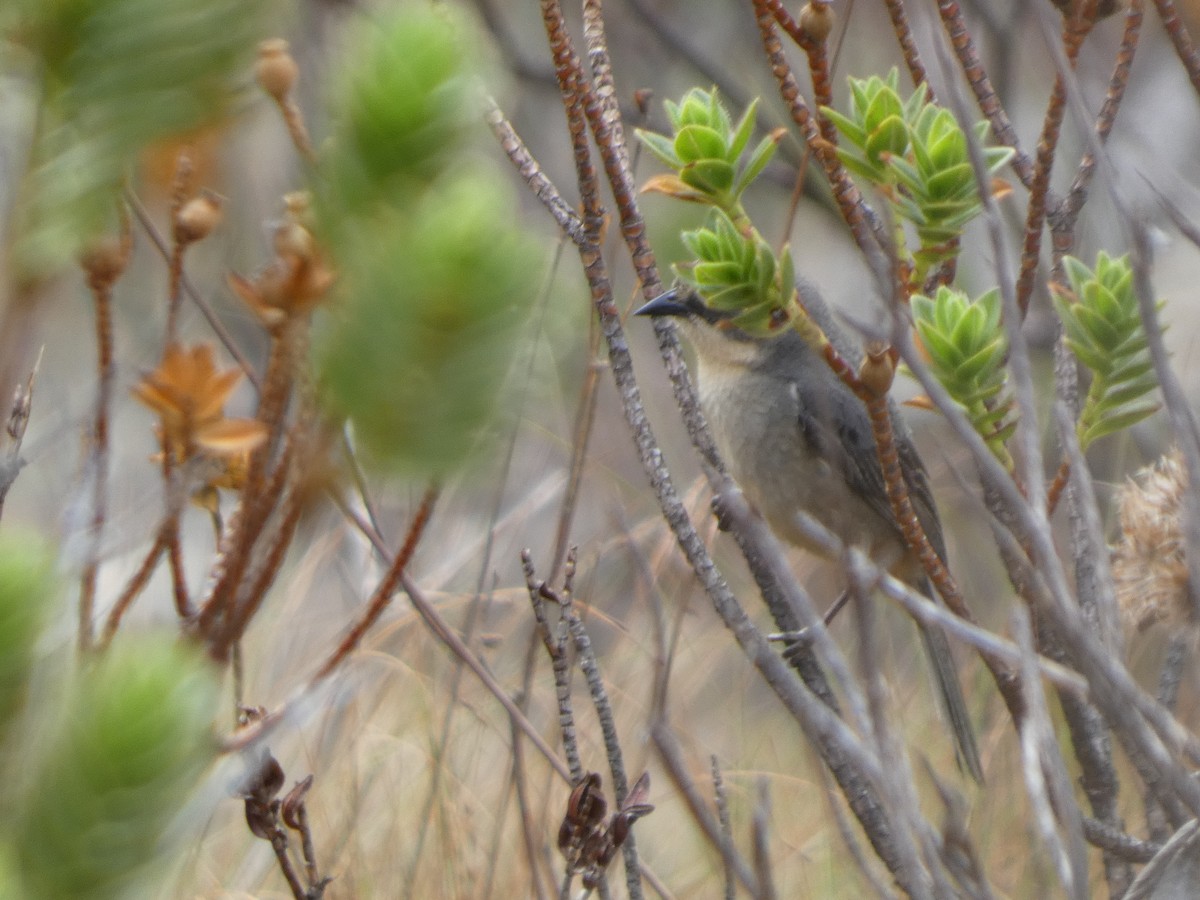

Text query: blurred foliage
(319, 5), (483, 222)
(317, 4), (541, 476)
(4, 0), (273, 283)
(320, 170), (541, 474)
(0, 533), (55, 746)
(8, 638), (219, 900)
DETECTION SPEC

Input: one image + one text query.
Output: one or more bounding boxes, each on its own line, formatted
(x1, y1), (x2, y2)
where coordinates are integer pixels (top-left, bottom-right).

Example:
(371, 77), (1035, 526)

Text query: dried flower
(228, 195), (334, 330)
(800, 2), (835, 42)
(1112, 448), (1191, 631)
(255, 38), (299, 102)
(80, 234), (130, 292)
(173, 190), (223, 244)
(133, 343), (267, 462)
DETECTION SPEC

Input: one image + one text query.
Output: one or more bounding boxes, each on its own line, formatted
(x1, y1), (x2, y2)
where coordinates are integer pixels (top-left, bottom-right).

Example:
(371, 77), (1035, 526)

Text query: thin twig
(751, 779), (778, 900)
(124, 189), (261, 390)
(935, 0), (1035, 186)
(312, 484), (438, 681)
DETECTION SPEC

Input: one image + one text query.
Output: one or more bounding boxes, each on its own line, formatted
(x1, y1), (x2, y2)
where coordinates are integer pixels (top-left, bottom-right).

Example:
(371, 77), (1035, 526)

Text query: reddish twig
(1153, 0), (1200, 96)
(936, 0), (1035, 187)
(100, 530), (168, 646)
(857, 351), (1026, 726)
(764, 0), (838, 144)
(751, 0), (879, 256)
(78, 225), (130, 652)
(164, 149), (193, 344)
(1015, 8), (1096, 316)
(883, 0), (931, 90)
(312, 484), (438, 681)
(1046, 458), (1071, 517)
(1051, 0), (1143, 265)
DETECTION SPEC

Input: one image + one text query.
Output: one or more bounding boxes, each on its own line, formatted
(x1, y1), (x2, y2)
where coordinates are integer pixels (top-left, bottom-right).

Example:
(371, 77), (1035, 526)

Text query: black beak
(638, 289), (696, 321)
(634, 289), (692, 318)
(635, 288), (731, 327)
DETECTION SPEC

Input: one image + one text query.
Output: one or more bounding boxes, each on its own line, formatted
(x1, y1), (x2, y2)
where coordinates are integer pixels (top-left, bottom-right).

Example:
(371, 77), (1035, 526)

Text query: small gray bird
(637, 283), (983, 782)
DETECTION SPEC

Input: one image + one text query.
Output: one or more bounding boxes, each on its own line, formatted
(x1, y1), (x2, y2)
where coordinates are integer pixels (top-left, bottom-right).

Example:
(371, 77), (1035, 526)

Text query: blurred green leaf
(0, 534), (55, 746)
(319, 168), (541, 475)
(13, 638), (219, 900)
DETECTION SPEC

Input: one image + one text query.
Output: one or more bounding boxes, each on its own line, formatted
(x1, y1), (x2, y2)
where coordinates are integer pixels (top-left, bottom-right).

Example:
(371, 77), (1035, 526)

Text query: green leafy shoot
(1054, 253), (1163, 449)
(911, 286), (1016, 469)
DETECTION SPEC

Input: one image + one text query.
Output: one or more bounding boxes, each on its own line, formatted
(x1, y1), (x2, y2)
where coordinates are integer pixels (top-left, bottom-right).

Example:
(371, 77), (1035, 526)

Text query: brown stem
(268, 824), (307, 900)
(277, 96), (317, 164)
(762, 0), (837, 144)
(860, 383), (1026, 726)
(1153, 0), (1200, 96)
(1051, 1), (1143, 265)
(125, 190), (261, 390)
(100, 530), (168, 645)
(1046, 457), (1071, 516)
(79, 278), (115, 652)
(936, 0), (1035, 187)
(883, 0), (931, 90)
(751, 0), (879, 256)
(165, 150), (193, 344)
(165, 516), (192, 619)
(208, 463), (305, 659)
(1015, 10), (1095, 316)
(195, 323), (300, 640)
(312, 484), (438, 681)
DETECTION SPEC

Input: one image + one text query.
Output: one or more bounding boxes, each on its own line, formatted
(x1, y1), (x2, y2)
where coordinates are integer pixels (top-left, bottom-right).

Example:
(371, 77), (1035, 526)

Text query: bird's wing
(793, 373), (899, 533)
(793, 371), (948, 562)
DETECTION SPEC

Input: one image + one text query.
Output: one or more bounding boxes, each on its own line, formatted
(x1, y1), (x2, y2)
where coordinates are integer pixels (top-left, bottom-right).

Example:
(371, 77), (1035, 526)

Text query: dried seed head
(80, 235), (129, 291)
(174, 191), (223, 244)
(1113, 448), (1191, 632)
(256, 38), (299, 101)
(859, 342), (896, 398)
(800, 2), (835, 42)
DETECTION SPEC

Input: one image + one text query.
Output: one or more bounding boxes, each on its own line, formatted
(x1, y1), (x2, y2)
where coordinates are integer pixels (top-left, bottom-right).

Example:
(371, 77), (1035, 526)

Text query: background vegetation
(4, 0), (1200, 897)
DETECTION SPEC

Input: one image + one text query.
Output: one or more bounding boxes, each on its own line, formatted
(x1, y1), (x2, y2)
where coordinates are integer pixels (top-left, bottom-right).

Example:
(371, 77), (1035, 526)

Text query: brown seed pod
(174, 191), (223, 244)
(256, 38), (299, 101)
(800, 2), (835, 42)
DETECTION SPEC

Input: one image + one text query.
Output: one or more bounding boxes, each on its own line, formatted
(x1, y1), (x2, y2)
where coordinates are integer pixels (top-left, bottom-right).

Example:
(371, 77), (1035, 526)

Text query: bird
(636, 282), (983, 782)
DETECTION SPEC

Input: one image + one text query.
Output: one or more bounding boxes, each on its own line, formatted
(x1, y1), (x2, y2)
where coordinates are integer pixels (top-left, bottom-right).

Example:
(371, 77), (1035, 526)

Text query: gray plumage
(638, 285), (983, 782)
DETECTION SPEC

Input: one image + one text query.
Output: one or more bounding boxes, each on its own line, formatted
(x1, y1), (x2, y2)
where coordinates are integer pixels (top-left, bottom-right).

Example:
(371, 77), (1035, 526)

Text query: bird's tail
(918, 619), (984, 783)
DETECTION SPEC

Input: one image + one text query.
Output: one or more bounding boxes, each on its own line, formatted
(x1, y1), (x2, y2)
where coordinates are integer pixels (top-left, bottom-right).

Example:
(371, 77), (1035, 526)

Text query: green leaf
(674, 125), (728, 164)
(955, 338), (1006, 383)
(865, 116), (910, 165)
(681, 158), (735, 194)
(985, 145), (1015, 173)
(918, 326), (960, 366)
(1080, 403), (1160, 447)
(1061, 256), (1093, 294)
(734, 133), (780, 196)
(1073, 303), (1121, 349)
(693, 260), (746, 286)
(728, 98), (760, 161)
(821, 106), (867, 147)
(636, 129), (682, 169)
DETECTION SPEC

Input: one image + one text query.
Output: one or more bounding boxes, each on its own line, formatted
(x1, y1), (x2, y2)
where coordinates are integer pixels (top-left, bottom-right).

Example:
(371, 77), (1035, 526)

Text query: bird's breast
(696, 361), (900, 560)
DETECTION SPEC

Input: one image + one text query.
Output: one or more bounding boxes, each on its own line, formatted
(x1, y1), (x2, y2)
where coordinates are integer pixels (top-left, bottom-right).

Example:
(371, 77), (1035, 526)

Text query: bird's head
(634, 288), (773, 370)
